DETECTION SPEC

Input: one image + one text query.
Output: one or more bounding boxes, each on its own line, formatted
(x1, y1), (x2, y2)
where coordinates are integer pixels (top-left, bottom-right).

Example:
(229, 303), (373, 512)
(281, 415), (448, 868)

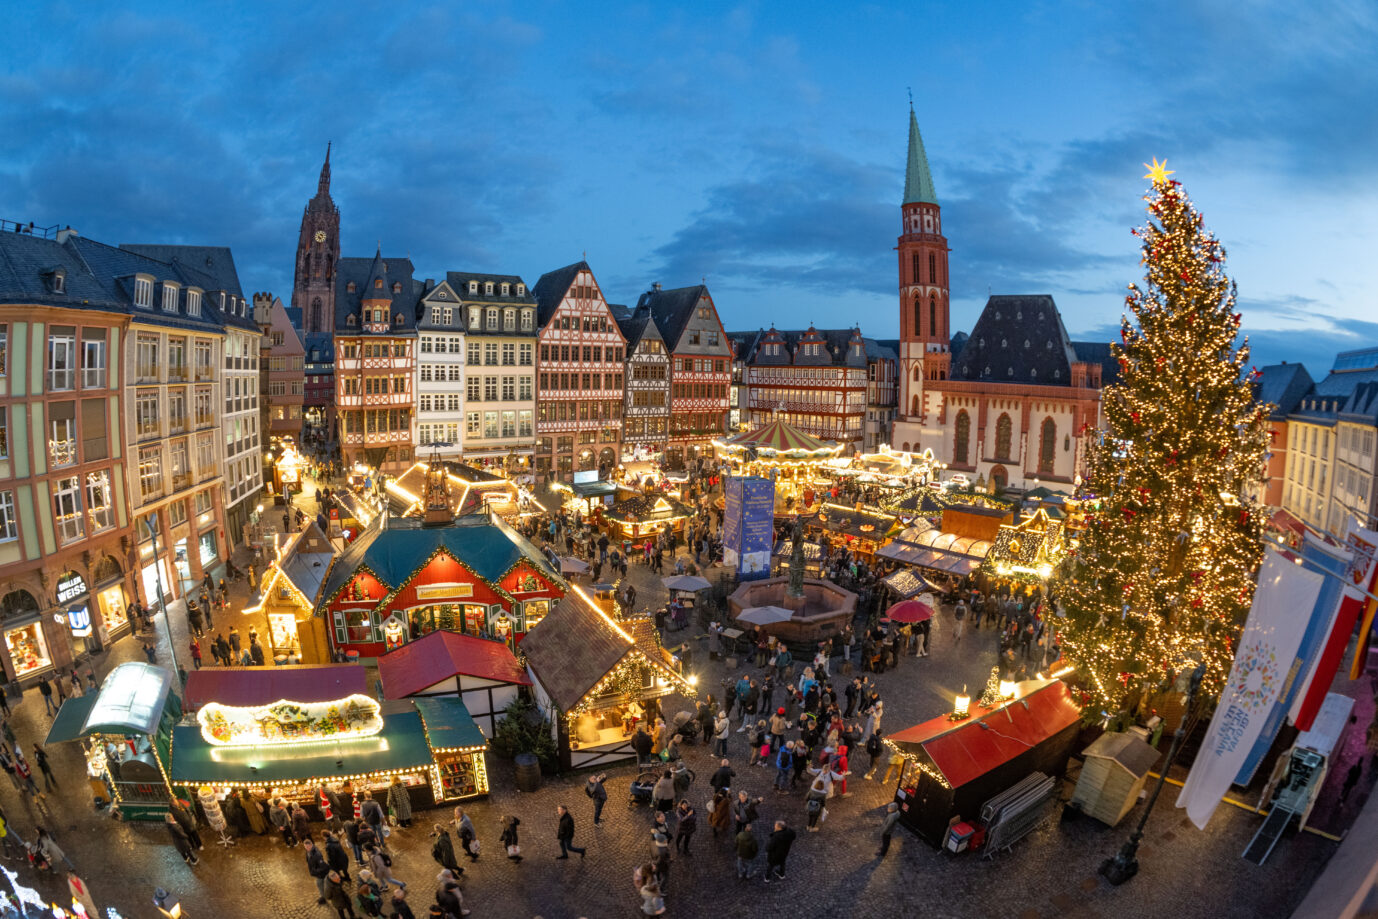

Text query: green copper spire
(903, 106), (939, 206)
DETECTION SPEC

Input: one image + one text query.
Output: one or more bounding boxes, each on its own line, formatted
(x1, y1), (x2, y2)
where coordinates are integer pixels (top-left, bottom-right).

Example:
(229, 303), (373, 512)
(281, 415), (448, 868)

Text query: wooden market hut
(805, 503), (901, 558)
(1069, 731), (1160, 827)
(521, 588), (695, 770)
(386, 459), (527, 521)
(377, 629), (531, 739)
(245, 522), (337, 663)
(887, 679), (1082, 847)
(603, 494), (694, 546)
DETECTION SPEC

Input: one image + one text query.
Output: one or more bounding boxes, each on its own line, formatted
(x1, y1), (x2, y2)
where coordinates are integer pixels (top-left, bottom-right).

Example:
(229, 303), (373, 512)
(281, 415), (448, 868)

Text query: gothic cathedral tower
(292, 144), (341, 336)
(895, 107), (949, 424)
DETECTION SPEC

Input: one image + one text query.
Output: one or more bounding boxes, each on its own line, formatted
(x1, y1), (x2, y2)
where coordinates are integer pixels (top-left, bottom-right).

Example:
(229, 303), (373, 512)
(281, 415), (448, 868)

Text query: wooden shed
(1070, 731), (1160, 826)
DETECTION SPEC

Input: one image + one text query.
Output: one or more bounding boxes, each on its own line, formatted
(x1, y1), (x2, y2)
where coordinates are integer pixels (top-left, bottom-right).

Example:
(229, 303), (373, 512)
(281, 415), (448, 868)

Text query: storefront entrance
(141, 558), (174, 607)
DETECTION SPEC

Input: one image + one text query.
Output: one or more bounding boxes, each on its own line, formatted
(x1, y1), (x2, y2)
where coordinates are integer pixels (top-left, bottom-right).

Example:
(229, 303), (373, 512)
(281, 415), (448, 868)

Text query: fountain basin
(728, 576), (857, 646)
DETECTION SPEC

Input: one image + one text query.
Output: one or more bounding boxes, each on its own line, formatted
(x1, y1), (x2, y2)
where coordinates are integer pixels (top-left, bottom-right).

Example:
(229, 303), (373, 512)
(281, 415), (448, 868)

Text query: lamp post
(145, 513), (186, 685)
(1099, 663), (1204, 885)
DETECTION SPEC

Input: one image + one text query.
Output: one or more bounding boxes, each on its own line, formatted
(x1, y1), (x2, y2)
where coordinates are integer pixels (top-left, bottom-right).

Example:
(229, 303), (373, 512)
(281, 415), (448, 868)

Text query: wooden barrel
(514, 753), (541, 792)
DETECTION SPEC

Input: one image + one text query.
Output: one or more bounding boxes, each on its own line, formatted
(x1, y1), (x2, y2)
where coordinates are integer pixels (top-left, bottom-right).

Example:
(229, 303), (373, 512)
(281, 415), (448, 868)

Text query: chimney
(652, 282), (662, 292)
(424, 279), (434, 288)
(56, 226), (79, 244)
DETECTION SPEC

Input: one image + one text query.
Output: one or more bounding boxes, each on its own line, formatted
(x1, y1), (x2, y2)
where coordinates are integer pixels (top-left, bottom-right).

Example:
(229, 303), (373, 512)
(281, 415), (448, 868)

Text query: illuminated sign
(67, 606), (92, 637)
(56, 573), (87, 605)
(196, 694), (383, 747)
(415, 583), (474, 601)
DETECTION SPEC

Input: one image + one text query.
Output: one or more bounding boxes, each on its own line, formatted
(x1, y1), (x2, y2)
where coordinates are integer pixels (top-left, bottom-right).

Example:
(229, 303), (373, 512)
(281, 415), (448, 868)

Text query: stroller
(629, 770), (660, 807)
(671, 710), (700, 744)
(26, 841), (52, 874)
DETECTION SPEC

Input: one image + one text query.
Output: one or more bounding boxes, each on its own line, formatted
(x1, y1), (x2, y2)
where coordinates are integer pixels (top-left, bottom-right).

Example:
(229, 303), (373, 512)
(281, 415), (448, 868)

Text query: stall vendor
(621, 699), (645, 736)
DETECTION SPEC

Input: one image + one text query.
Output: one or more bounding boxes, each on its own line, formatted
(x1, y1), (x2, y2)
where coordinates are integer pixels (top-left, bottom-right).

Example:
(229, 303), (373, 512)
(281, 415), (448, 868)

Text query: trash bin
(514, 753), (542, 792)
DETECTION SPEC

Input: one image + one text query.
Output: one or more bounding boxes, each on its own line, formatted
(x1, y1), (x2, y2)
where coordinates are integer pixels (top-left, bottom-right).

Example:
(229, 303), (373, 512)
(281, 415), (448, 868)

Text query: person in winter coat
(631, 726), (654, 764)
(708, 789), (732, 838)
(435, 880), (468, 918)
(164, 813), (199, 865)
(709, 758), (735, 797)
(713, 712), (730, 757)
(649, 718), (666, 757)
(304, 838), (331, 903)
(291, 801), (313, 843)
(30, 744), (56, 792)
(774, 741), (796, 792)
(430, 825), (462, 876)
(673, 800), (697, 854)
(365, 843), (405, 889)
(388, 888), (415, 919)
(387, 776), (413, 828)
(863, 729), (885, 779)
(324, 870), (358, 919)
(764, 820), (796, 882)
(768, 708), (790, 752)
(640, 876), (667, 916)
(242, 789), (270, 835)
(878, 802), (902, 856)
(168, 799), (203, 850)
(861, 700), (884, 746)
(651, 770), (676, 816)
(555, 804), (586, 859)
(452, 807), (478, 860)
(733, 791), (761, 834)
(734, 823), (759, 879)
(354, 872), (384, 917)
(585, 774), (608, 826)
(500, 815), (522, 861)
(269, 798), (298, 847)
(360, 797), (387, 841)
(324, 830), (353, 884)
(356, 822), (379, 861)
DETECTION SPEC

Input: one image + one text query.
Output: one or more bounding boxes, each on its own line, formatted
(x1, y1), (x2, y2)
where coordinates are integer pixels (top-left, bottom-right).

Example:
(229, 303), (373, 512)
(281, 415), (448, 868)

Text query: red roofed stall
(377, 630), (530, 739)
(182, 665), (369, 713)
(887, 679), (1083, 847)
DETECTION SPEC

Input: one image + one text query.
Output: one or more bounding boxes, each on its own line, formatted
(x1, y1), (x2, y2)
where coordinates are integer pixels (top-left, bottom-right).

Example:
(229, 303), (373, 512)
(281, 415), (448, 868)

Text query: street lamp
(145, 513), (185, 683)
(1099, 663), (1205, 885)
(152, 887), (182, 918)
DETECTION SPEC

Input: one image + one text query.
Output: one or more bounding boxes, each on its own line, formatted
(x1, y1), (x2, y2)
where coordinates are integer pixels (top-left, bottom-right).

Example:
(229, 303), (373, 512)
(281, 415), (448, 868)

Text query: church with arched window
(888, 110), (1116, 490)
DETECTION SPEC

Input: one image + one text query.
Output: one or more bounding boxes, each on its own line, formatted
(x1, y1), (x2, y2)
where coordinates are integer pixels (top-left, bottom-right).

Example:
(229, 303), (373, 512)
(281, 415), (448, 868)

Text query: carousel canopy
(716, 420), (842, 459)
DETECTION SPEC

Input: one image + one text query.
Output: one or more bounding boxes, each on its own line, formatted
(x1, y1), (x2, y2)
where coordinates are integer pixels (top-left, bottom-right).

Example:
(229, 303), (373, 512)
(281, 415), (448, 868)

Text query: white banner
(1175, 549), (1323, 829)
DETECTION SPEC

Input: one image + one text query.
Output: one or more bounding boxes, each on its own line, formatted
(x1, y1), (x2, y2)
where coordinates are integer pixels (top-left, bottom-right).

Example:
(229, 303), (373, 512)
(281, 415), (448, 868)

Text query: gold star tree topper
(1143, 157), (1175, 186)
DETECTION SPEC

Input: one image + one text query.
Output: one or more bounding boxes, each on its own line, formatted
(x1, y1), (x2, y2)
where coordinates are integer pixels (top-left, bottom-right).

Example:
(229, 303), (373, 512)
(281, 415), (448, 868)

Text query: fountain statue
(787, 518), (806, 600)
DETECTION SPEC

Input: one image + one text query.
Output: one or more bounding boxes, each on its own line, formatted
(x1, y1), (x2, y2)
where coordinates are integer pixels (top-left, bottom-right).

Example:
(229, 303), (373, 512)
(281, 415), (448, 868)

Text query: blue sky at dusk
(2, 1), (1374, 376)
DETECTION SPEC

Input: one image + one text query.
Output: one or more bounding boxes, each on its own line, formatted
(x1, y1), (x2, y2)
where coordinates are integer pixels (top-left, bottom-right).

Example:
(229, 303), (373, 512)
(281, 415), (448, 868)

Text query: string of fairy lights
(1055, 159), (1269, 716)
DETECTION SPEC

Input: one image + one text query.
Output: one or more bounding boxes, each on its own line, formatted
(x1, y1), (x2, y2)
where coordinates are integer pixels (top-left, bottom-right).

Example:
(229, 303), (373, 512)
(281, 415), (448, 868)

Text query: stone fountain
(728, 520), (856, 645)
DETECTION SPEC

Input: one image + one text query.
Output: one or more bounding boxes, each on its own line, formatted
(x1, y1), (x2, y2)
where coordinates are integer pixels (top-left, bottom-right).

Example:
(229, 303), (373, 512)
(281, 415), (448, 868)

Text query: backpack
(381, 852), (393, 867)
(866, 734), (882, 758)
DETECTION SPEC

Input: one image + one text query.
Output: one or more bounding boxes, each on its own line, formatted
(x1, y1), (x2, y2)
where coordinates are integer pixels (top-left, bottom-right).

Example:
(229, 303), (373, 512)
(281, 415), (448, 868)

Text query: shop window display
(5, 624), (51, 677)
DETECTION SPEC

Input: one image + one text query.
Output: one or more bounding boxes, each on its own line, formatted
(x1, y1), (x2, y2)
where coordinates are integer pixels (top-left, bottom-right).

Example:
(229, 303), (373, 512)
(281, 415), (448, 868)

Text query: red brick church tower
(895, 106), (950, 424)
(292, 144), (340, 336)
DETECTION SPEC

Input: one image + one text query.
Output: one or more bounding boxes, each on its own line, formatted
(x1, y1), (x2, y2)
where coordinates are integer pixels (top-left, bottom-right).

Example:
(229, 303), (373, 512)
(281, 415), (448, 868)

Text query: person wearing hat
(768, 707), (791, 753)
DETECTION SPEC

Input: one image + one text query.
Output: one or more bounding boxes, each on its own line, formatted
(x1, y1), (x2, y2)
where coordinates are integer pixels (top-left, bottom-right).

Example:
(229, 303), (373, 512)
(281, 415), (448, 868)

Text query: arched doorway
(989, 464), (1009, 491)
(953, 410), (970, 466)
(0, 589), (51, 679)
(598, 447), (616, 475)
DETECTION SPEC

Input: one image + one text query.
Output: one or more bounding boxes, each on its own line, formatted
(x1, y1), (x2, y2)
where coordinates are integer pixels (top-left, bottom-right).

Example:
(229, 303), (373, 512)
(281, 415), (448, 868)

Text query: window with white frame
(54, 475), (84, 544)
(466, 412), (480, 436)
(194, 490), (212, 514)
(162, 282), (179, 312)
(196, 434), (215, 475)
(467, 378), (480, 401)
(484, 411), (498, 438)
(194, 340), (213, 379)
(420, 364), (433, 383)
(194, 389), (213, 425)
(468, 281), (478, 295)
(486, 309), (498, 331)
(447, 393), (461, 411)
(421, 337), (433, 353)
(448, 338), (463, 354)
(519, 377), (533, 400)
(186, 289), (201, 317)
(419, 423), (433, 445)
(502, 343), (515, 366)
(501, 411), (516, 437)
(447, 365), (461, 382)
(520, 343), (533, 365)
(134, 277), (153, 308)
(485, 343), (497, 365)
(81, 329), (106, 388)
(502, 376), (515, 401)
(138, 447), (163, 500)
(0, 490), (15, 541)
(48, 326), (76, 391)
(520, 309), (533, 330)
(136, 391), (160, 438)
(468, 342), (480, 365)
(519, 410), (533, 437)
(484, 377), (498, 401)
(86, 471), (113, 532)
(485, 282), (494, 296)
(504, 309), (515, 331)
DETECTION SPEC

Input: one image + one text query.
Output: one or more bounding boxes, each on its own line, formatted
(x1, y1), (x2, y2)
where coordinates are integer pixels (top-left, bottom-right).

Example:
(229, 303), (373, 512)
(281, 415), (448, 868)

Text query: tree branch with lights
(1056, 159), (1269, 720)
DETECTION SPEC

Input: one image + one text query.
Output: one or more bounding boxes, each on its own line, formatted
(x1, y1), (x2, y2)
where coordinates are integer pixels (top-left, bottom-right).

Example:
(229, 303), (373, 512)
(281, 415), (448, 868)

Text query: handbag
(470, 838), (481, 855)
(506, 843), (521, 857)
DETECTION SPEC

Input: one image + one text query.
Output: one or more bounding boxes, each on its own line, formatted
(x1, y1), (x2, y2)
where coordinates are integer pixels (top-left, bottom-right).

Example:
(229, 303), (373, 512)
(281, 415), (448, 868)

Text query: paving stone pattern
(0, 476), (1339, 918)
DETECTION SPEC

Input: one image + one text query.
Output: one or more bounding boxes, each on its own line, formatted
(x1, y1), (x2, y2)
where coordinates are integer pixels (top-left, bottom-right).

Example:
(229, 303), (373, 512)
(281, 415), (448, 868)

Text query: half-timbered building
(614, 304), (670, 461)
(638, 284), (732, 467)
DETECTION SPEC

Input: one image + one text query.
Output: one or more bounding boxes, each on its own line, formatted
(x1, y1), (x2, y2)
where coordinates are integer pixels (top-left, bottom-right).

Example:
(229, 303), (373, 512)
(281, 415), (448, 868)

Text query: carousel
(713, 419), (845, 516)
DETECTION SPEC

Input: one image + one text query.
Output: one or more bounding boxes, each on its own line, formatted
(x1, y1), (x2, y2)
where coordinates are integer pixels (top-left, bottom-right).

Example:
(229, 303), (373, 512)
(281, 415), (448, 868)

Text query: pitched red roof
(377, 630), (530, 699)
(183, 665), (370, 712)
(889, 679), (1081, 788)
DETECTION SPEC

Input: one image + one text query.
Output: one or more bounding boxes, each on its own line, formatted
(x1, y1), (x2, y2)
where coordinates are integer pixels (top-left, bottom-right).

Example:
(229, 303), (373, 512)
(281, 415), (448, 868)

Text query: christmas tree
(1056, 159), (1268, 719)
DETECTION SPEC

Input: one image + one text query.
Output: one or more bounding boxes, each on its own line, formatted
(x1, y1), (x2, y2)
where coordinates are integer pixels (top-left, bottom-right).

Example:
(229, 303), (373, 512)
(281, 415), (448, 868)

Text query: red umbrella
(885, 596), (935, 623)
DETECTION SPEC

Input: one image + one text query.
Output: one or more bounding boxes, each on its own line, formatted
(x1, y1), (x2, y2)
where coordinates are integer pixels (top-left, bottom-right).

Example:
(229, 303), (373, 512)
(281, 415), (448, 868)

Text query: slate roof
(334, 253), (421, 334)
(1069, 341), (1121, 387)
(120, 244), (258, 332)
(303, 331), (335, 364)
(414, 280), (467, 331)
(1340, 380), (1378, 425)
(864, 338), (898, 362)
(1314, 367), (1378, 398)
(377, 630), (530, 699)
(276, 523), (336, 605)
(0, 231), (126, 310)
(1254, 363), (1315, 419)
(616, 305), (661, 351)
(1332, 348), (1378, 373)
(637, 284), (715, 352)
(729, 326), (867, 367)
(951, 295), (1110, 387)
(519, 593), (633, 711)
(904, 108), (939, 206)
(949, 331), (968, 363)
(532, 261), (588, 328)
(318, 512), (562, 605)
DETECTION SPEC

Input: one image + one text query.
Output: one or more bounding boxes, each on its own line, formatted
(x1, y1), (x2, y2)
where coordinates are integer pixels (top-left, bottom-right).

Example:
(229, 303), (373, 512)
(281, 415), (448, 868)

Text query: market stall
(44, 661), (180, 821)
(981, 508), (1067, 585)
(713, 420), (844, 514)
(242, 523), (336, 663)
(804, 503), (901, 559)
(385, 459), (533, 521)
(377, 629), (530, 739)
(604, 494), (694, 548)
(550, 471), (622, 516)
(521, 587), (696, 770)
(169, 666), (489, 813)
(885, 678), (1082, 847)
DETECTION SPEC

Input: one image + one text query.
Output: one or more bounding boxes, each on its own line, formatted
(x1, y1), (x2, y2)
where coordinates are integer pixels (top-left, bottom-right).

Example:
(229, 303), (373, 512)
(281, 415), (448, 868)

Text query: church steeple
(903, 107), (938, 205)
(317, 142), (332, 197)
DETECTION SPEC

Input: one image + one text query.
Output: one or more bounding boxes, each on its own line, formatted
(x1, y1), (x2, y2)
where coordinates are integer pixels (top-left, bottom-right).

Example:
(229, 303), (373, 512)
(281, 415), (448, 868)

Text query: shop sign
(66, 606), (92, 637)
(197, 694), (383, 746)
(56, 573), (87, 605)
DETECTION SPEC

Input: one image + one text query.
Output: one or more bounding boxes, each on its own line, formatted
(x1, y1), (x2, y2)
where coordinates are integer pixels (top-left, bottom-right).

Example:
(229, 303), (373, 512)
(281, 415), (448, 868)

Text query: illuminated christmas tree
(1057, 159), (1268, 719)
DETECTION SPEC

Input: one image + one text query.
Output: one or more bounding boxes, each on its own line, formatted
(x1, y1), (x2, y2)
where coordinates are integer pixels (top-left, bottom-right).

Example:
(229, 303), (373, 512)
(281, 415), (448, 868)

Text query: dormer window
(486, 309), (498, 331)
(347, 281), (356, 293)
(516, 283), (526, 296)
(48, 267), (66, 294)
(392, 282), (402, 293)
(503, 309), (515, 331)
(469, 308), (481, 329)
(374, 279), (384, 289)
(162, 282), (180, 312)
(485, 281), (494, 296)
(501, 282), (510, 296)
(187, 289), (202, 317)
(468, 280), (478, 294)
(347, 314), (357, 327)
(133, 276), (153, 308)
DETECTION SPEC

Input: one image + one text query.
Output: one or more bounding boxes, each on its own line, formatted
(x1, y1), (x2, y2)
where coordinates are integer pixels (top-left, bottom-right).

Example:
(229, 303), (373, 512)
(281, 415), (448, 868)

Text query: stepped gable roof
(532, 260), (589, 327)
(637, 284), (711, 351)
(519, 593), (633, 711)
(334, 253), (420, 333)
(319, 513), (561, 605)
(1069, 340), (1120, 386)
(378, 630), (529, 699)
(1254, 363), (1315, 419)
(951, 295), (1081, 386)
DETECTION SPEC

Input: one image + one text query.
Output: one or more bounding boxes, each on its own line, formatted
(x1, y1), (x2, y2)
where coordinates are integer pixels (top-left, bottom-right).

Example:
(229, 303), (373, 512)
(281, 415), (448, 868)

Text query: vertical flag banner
(723, 476), (774, 581)
(1347, 523), (1378, 682)
(1233, 533), (1347, 785)
(1176, 549), (1323, 829)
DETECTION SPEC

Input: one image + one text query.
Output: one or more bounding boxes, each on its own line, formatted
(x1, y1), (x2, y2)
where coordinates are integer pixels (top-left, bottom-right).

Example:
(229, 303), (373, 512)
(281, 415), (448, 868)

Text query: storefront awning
(414, 697), (488, 751)
(44, 695), (98, 745)
(881, 568), (928, 599)
(169, 702), (435, 786)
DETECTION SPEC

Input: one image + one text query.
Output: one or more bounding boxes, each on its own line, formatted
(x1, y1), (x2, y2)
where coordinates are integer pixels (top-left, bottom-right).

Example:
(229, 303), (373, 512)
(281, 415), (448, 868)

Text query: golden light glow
(954, 693), (970, 716)
(196, 694), (383, 747)
(1143, 156), (1174, 186)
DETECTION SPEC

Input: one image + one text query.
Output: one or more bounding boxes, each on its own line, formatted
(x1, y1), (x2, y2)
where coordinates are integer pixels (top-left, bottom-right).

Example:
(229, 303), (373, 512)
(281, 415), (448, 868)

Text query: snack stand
(522, 587), (696, 770)
(44, 661), (180, 821)
(885, 679), (1081, 847)
(603, 494), (694, 547)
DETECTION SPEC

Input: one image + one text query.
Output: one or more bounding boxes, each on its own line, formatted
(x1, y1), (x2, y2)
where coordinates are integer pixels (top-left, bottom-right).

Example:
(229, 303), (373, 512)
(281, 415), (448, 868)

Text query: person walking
(11, 749), (42, 801)
(863, 729), (885, 780)
(168, 798), (203, 851)
(805, 775), (829, 832)
(952, 597), (967, 644)
(386, 776), (413, 828)
(554, 804), (585, 859)
(673, 800), (696, 854)
(189, 638), (202, 669)
(164, 814), (199, 866)
(36, 678), (56, 716)
(774, 741), (795, 793)
(388, 888), (415, 919)
(734, 822), (759, 880)
(764, 820), (796, 883)
(365, 843), (405, 889)
(452, 807), (478, 861)
(324, 870), (358, 919)
(585, 773), (608, 826)
(713, 711), (730, 757)
(708, 789), (731, 839)
(877, 801), (902, 856)
(500, 815), (522, 862)
(304, 838), (331, 904)
(354, 872), (384, 917)
(430, 824), (462, 876)
(270, 798), (298, 847)
(291, 801), (312, 844)
(324, 830), (352, 883)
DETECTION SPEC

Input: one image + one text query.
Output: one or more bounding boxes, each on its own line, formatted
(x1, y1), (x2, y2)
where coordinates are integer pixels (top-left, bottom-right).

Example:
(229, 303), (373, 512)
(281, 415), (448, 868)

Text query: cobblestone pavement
(0, 484), (1347, 918)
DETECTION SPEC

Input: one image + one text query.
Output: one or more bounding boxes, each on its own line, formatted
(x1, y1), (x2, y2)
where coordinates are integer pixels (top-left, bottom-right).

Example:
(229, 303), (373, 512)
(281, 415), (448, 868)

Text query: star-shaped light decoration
(1143, 157), (1174, 186)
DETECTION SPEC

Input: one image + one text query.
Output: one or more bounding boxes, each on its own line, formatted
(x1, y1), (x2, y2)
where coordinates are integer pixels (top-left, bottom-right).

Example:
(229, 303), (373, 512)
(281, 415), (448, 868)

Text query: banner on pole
(1175, 549), (1323, 830)
(723, 476), (774, 581)
(1347, 523), (1378, 682)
